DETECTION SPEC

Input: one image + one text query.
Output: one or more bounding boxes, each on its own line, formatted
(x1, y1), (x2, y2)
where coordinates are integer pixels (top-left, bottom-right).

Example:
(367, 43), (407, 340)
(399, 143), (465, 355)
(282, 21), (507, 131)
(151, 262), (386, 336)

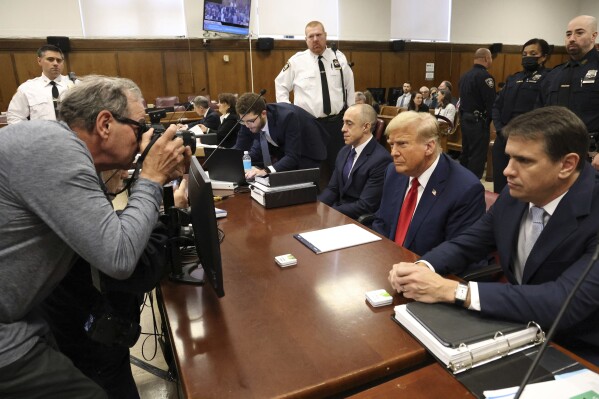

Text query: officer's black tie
(50, 81), (59, 117)
(318, 56), (331, 115)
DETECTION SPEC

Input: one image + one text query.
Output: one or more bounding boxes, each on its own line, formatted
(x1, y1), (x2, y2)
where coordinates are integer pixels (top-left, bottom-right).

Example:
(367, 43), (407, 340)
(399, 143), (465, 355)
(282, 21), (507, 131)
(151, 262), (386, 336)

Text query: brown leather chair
(155, 96), (179, 108)
(374, 118), (386, 144)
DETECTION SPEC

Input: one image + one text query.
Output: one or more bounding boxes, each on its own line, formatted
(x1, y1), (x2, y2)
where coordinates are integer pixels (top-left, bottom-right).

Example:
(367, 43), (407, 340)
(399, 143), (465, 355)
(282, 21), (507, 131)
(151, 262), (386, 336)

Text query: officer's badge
(485, 78), (494, 88)
(332, 59), (341, 69)
(582, 69), (597, 84)
(282, 62), (290, 72)
(531, 74), (542, 81)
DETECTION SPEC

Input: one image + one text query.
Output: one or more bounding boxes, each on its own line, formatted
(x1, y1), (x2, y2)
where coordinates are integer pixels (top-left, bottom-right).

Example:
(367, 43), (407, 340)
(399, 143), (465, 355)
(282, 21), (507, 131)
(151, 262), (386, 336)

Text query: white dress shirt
(7, 74), (75, 124)
(275, 47), (355, 118)
(396, 93), (412, 108)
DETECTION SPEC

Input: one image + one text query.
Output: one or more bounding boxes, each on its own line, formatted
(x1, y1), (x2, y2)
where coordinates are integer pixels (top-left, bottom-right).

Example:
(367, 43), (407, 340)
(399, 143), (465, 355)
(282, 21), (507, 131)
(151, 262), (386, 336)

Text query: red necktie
(394, 177), (419, 246)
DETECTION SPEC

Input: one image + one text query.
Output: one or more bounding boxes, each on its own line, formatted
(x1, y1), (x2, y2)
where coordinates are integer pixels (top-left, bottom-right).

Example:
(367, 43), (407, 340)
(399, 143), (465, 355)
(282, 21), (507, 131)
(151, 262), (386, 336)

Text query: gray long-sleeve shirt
(0, 120), (163, 368)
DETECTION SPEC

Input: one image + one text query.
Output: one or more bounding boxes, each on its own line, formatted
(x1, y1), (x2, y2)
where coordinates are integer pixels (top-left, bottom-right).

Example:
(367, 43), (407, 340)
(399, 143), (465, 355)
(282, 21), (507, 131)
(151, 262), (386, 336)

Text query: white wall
(339, 0), (390, 41)
(1, 0), (599, 46)
(0, 0), (82, 37)
(451, 0), (577, 45)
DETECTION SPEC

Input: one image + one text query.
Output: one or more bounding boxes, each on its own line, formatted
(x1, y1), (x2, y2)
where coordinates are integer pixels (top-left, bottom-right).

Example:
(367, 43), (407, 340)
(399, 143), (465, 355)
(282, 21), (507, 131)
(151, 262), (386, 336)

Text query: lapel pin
(432, 189), (437, 196)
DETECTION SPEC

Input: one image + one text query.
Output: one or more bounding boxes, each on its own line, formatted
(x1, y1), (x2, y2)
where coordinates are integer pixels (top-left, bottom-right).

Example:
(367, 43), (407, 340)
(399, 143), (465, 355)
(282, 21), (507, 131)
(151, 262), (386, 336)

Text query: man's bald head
(566, 15), (598, 60)
(474, 48), (493, 68)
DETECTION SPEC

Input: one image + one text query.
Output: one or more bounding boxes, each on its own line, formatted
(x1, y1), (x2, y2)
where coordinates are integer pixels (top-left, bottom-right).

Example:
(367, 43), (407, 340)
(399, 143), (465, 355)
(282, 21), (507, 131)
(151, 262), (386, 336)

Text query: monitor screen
(203, 0), (251, 36)
(188, 157), (225, 297)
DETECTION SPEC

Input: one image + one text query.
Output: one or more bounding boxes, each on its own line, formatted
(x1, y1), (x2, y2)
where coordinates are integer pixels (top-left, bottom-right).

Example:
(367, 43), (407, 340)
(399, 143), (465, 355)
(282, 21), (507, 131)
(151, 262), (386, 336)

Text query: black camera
(147, 109), (196, 153)
(84, 310), (141, 348)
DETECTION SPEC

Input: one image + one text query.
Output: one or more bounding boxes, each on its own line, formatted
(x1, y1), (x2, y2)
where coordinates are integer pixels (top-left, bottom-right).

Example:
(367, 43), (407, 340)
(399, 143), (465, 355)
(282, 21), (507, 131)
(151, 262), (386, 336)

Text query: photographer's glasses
(112, 113), (148, 142)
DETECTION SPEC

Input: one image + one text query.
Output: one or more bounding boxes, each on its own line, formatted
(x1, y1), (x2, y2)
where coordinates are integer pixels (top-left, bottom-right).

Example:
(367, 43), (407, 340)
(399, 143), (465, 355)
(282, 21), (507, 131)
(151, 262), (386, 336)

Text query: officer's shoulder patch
(282, 62), (290, 72)
(485, 78), (495, 88)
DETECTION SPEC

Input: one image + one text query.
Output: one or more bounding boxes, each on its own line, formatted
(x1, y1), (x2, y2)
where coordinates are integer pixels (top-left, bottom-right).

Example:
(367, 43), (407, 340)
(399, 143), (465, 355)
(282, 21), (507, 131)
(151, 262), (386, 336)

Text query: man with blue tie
(318, 104), (391, 219)
(372, 111), (485, 259)
(389, 106), (599, 365)
(235, 92), (328, 180)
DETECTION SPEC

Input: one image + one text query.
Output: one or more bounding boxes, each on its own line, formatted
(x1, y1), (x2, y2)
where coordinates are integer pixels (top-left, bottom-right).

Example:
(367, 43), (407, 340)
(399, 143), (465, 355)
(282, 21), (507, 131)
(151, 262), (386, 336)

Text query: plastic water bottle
(242, 151), (252, 172)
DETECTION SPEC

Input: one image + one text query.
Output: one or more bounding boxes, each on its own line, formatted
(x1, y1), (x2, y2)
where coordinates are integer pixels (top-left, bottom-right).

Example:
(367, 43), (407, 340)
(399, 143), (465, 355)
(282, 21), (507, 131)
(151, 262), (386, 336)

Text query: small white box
(275, 254), (297, 267)
(365, 289), (393, 307)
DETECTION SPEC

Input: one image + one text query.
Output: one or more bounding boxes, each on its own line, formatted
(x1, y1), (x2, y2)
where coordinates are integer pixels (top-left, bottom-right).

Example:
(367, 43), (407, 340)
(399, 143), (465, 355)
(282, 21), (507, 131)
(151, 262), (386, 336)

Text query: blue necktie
(260, 131), (272, 167)
(342, 148), (356, 183)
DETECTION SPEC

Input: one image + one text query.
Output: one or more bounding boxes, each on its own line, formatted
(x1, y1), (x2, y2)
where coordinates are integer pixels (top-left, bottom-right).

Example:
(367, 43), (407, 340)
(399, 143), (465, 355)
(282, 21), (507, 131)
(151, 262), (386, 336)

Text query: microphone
(202, 89), (267, 167)
(68, 71), (77, 83)
(513, 231), (599, 398)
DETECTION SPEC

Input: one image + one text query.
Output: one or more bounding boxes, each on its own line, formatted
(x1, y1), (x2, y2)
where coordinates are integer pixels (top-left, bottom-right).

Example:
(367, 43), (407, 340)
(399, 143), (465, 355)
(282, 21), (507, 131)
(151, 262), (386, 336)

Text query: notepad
(294, 223), (381, 254)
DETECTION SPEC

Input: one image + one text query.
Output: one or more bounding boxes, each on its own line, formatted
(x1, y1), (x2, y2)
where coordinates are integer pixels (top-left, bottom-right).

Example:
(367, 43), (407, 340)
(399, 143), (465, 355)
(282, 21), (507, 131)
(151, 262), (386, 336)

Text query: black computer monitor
(186, 157), (225, 297)
(388, 87), (402, 106)
(366, 88), (386, 105)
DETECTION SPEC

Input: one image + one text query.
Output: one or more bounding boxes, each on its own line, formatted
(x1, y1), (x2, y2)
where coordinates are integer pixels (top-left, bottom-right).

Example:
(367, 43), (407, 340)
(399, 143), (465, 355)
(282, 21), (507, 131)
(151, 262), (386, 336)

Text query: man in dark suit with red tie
(235, 92), (328, 179)
(372, 111), (485, 261)
(318, 104), (392, 219)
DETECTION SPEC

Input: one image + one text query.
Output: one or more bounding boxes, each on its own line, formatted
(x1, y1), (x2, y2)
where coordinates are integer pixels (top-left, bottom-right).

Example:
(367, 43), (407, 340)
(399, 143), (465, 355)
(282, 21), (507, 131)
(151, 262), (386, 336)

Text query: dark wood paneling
(13, 52), (40, 84)
(0, 54), (18, 112)
(349, 51), (381, 92)
(247, 50), (285, 103)
(163, 51), (208, 102)
(0, 39), (570, 112)
(206, 51), (248, 98)
(68, 52), (119, 76)
(381, 52), (410, 90)
(408, 52), (436, 92)
(502, 54), (524, 81)
(117, 51), (165, 105)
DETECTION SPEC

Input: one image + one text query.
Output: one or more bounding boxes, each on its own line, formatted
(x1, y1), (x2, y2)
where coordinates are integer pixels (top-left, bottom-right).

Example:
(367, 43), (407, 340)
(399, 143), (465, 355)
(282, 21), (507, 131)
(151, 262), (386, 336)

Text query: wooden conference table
(158, 193), (429, 398)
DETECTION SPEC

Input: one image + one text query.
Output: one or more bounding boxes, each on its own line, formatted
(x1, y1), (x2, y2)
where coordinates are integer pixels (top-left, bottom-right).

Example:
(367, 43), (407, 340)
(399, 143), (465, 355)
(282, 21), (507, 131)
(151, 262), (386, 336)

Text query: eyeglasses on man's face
(112, 113), (148, 142)
(238, 114), (260, 126)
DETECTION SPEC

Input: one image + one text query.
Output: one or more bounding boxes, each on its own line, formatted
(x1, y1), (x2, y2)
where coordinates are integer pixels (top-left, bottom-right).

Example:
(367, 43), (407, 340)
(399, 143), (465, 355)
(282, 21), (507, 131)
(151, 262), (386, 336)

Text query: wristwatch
(454, 282), (469, 307)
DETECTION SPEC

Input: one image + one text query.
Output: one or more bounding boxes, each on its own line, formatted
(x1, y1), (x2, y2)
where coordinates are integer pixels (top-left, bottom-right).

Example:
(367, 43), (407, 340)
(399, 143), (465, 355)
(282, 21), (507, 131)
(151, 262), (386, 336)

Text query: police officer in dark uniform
(458, 48), (496, 179)
(492, 38), (550, 193)
(538, 15), (599, 169)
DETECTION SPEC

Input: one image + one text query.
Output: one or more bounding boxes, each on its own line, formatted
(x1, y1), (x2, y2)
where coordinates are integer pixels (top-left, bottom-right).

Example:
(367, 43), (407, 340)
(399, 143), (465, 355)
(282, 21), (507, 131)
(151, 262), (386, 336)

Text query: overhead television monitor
(187, 156), (225, 297)
(203, 0), (252, 36)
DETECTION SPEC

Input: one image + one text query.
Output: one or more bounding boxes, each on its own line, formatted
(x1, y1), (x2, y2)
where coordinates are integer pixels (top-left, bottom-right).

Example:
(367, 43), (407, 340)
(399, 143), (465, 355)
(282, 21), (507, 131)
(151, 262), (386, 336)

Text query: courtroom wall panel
(246, 50), (285, 103)
(68, 52), (119, 77)
(350, 51), (382, 93)
(0, 53), (18, 111)
(118, 51), (165, 106)
(0, 39), (568, 112)
(163, 51), (209, 103)
(380, 52), (410, 91)
(206, 51), (248, 100)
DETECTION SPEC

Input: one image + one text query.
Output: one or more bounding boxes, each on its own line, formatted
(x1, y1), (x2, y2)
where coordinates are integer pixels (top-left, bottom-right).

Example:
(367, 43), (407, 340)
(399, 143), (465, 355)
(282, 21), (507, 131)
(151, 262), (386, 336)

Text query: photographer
(40, 172), (188, 398)
(0, 75), (191, 398)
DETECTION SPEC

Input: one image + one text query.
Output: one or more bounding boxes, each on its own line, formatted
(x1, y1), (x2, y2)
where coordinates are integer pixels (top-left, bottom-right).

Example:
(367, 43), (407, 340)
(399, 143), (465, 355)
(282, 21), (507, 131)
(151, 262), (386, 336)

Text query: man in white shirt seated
(395, 82), (412, 108)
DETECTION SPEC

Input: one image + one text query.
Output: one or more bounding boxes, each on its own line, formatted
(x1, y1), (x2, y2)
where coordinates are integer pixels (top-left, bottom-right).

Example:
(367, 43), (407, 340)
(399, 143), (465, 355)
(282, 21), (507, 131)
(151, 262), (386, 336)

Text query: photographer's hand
(140, 125), (192, 185)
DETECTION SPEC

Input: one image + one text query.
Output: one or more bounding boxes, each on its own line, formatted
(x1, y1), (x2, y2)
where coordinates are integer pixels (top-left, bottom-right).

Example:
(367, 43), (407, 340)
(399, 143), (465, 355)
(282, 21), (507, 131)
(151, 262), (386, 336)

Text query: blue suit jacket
(235, 103), (328, 171)
(422, 163), (599, 348)
(372, 153), (485, 259)
(188, 108), (221, 130)
(318, 137), (392, 219)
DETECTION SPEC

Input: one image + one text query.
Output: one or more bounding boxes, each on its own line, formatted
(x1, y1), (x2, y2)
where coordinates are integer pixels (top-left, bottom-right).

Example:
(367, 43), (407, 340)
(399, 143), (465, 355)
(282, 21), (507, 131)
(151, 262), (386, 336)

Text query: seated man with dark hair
(372, 111), (485, 261)
(389, 106), (599, 365)
(318, 104), (391, 219)
(234, 92), (329, 179)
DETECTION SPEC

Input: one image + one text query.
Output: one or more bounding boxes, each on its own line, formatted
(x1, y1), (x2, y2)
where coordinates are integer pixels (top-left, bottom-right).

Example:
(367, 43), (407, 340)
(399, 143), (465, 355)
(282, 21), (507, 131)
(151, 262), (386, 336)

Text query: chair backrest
(374, 118), (386, 144)
(484, 190), (499, 211)
(155, 96), (179, 108)
(379, 105), (400, 117)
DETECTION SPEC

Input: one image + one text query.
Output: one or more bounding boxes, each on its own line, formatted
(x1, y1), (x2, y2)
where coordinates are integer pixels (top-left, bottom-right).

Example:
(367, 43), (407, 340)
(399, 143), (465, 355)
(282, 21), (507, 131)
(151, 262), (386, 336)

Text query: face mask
(522, 56), (541, 71)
